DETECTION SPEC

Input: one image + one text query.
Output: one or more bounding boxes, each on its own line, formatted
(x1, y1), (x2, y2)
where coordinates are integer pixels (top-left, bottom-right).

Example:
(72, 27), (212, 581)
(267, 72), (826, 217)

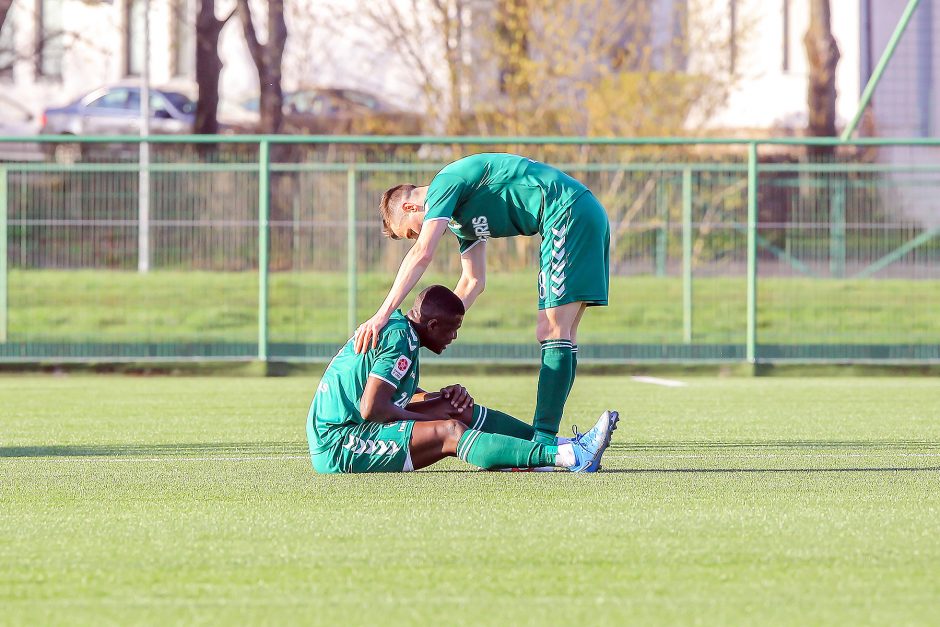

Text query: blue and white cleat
(568, 409), (619, 472)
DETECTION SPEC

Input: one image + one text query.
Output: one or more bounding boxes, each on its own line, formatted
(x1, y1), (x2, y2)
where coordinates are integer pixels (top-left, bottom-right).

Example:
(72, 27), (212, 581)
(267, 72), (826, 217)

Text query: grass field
(8, 270), (940, 345)
(3, 374), (939, 625)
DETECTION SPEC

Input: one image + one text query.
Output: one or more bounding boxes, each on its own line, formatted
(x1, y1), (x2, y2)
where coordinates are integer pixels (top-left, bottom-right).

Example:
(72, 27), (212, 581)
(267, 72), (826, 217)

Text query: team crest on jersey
(391, 355), (412, 380)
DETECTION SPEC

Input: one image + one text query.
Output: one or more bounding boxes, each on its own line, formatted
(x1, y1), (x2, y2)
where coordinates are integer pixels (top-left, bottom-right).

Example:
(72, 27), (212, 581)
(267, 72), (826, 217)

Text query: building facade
(0, 0), (936, 137)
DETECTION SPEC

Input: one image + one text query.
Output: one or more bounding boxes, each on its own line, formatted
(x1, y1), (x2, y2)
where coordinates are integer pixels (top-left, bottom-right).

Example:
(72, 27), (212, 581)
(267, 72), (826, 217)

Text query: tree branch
(221, 7), (238, 25)
(0, 0), (12, 32)
(236, 0), (263, 69)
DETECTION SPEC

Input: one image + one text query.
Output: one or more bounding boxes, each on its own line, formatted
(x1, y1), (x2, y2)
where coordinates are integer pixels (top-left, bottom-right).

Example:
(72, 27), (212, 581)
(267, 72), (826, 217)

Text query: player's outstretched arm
(454, 240), (487, 310)
(354, 219), (450, 353)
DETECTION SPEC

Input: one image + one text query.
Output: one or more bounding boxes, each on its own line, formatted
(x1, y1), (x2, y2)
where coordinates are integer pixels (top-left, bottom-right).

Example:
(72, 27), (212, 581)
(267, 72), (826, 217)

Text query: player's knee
(439, 419), (467, 454)
(536, 318), (553, 342)
(536, 319), (569, 342)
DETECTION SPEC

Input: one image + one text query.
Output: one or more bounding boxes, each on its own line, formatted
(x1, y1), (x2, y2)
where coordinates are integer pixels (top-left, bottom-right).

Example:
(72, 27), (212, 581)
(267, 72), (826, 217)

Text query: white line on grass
(6, 455), (311, 463)
(631, 376), (688, 387)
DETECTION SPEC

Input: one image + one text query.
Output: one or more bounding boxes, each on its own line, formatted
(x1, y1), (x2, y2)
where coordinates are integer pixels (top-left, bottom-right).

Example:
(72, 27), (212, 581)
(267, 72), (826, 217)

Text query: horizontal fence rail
(0, 136), (938, 364)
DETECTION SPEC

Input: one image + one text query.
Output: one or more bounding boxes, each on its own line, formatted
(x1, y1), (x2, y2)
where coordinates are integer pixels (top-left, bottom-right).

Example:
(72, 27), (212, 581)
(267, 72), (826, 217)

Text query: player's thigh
(312, 421), (415, 474)
(538, 192), (610, 311)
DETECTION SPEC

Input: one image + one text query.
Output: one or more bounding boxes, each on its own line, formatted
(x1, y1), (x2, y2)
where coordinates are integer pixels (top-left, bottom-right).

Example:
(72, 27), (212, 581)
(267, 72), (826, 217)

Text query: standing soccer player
(354, 153), (612, 445)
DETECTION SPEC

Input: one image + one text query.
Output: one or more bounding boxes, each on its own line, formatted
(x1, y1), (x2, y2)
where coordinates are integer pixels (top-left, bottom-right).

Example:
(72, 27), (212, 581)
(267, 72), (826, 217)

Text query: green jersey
(423, 153), (589, 253)
(307, 310), (420, 453)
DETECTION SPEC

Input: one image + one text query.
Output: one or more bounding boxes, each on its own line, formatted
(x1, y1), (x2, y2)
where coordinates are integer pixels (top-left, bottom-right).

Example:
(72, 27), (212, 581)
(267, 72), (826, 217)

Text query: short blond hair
(380, 184), (417, 239)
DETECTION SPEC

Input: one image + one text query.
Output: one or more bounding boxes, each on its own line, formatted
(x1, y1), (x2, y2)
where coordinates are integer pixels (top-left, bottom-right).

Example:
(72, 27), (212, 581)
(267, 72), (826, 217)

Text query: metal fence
(0, 136), (938, 364)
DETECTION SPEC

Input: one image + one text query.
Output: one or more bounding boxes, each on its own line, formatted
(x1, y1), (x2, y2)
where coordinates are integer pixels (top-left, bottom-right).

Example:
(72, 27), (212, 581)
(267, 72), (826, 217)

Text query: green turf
(2, 374), (939, 625)
(8, 270), (940, 345)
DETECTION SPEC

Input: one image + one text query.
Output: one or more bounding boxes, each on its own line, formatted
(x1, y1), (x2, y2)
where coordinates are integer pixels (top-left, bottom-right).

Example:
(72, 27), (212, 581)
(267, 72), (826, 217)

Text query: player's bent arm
(360, 376), (447, 423)
(408, 388), (436, 403)
(454, 240), (487, 310)
(374, 219), (450, 319)
(406, 395), (472, 423)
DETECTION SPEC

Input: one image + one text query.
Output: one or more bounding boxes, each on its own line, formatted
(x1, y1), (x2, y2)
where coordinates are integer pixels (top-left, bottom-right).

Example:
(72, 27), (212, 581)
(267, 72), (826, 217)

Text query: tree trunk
(237, 0), (287, 134)
(194, 0), (226, 135)
(0, 0), (12, 32)
(804, 0), (840, 159)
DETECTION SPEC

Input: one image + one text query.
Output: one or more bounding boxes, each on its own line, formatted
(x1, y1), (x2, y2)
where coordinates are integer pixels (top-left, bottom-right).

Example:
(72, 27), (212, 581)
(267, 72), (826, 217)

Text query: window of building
(125, 0), (145, 76)
(171, 0), (194, 78)
(36, 0), (64, 79)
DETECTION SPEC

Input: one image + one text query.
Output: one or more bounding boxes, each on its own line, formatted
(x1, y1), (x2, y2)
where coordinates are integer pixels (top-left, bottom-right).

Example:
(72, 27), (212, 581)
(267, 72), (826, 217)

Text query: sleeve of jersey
(368, 331), (415, 388)
(423, 174), (465, 222)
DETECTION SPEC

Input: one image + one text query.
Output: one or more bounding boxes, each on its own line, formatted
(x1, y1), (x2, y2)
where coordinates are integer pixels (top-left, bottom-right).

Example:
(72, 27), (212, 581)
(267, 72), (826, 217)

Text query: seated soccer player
(306, 285), (618, 473)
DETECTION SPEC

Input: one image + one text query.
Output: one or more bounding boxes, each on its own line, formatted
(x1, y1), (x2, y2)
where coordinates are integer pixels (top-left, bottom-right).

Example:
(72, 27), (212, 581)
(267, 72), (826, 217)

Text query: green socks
(471, 405), (535, 440)
(568, 344), (579, 400)
(456, 429), (557, 470)
(532, 339), (573, 444)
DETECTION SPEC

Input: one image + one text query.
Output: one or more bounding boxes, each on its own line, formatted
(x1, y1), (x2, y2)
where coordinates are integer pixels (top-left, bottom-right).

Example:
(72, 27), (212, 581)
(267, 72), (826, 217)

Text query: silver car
(0, 99), (44, 162)
(41, 85), (196, 161)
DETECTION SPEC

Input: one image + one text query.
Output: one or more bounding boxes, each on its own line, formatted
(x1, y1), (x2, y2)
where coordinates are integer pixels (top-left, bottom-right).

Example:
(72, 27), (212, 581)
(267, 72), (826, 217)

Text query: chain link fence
(0, 136), (938, 363)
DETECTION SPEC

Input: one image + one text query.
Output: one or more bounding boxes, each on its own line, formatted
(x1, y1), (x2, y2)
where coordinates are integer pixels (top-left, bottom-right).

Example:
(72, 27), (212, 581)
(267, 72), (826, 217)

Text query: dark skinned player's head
(407, 285), (465, 354)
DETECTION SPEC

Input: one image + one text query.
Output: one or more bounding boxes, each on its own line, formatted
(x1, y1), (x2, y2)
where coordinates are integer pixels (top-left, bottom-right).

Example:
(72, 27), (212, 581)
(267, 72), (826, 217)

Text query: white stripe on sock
(459, 430), (483, 462)
(472, 406), (487, 431)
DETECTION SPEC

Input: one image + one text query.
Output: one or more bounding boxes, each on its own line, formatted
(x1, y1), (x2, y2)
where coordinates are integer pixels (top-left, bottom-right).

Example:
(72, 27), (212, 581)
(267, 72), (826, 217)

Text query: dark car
(41, 85), (196, 162)
(240, 87), (422, 135)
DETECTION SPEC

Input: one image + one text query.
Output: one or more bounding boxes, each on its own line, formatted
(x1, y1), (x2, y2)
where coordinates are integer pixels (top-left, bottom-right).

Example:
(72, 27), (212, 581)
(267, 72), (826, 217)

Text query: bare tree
(0, 0), (11, 33)
(343, 0), (472, 134)
(804, 0), (840, 157)
(0, 0), (16, 74)
(236, 0), (287, 134)
(194, 0), (237, 135)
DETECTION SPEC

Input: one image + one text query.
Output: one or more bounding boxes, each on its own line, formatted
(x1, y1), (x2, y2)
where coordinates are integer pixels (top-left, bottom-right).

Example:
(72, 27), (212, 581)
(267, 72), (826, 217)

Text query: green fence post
(0, 166), (6, 343)
(746, 143), (758, 364)
(258, 140), (270, 362)
(830, 178), (846, 278)
(682, 168), (693, 344)
(347, 167), (358, 337)
(655, 178), (668, 276)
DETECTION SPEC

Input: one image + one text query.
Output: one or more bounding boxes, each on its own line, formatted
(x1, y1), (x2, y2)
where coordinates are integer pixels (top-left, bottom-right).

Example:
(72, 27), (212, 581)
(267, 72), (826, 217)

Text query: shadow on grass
(601, 467), (940, 473)
(417, 466), (940, 474)
(0, 442), (307, 458)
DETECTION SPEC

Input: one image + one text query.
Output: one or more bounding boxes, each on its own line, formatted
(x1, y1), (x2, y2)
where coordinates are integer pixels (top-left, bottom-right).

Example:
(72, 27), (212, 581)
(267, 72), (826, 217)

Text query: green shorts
(310, 420), (415, 474)
(538, 191), (610, 310)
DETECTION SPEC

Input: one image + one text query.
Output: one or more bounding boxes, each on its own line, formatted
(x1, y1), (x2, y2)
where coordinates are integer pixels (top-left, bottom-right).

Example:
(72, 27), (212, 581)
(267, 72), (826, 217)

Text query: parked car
(0, 99), (44, 162)
(238, 87), (423, 135)
(41, 84), (196, 162)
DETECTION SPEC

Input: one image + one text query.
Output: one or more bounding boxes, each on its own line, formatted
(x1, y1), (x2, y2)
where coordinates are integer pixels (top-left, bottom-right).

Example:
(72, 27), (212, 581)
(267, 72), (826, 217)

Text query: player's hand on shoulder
(440, 384), (473, 411)
(353, 312), (389, 354)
